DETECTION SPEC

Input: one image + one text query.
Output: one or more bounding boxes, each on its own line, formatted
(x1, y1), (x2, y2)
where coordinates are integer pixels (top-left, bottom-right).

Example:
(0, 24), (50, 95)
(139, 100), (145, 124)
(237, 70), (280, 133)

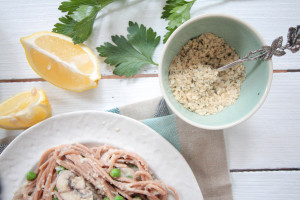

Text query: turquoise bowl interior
(159, 14), (273, 130)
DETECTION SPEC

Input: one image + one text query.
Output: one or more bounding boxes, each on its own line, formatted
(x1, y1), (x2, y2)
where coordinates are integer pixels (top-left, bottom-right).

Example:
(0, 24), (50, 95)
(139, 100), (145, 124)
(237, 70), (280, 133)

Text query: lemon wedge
(20, 31), (100, 92)
(0, 88), (52, 130)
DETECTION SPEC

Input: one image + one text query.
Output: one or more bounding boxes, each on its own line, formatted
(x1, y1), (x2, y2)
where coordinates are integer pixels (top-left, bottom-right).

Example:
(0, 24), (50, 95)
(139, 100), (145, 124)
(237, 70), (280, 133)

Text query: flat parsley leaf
(161, 0), (196, 43)
(70, 5), (97, 21)
(58, 0), (100, 14)
(53, 16), (77, 37)
(53, 0), (115, 44)
(97, 21), (160, 77)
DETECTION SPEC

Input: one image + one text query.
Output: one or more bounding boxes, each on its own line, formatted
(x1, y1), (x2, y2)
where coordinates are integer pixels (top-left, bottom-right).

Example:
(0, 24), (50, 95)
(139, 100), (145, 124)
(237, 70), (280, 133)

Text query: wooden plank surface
(231, 171), (300, 200)
(0, 77), (162, 139)
(224, 72), (300, 170)
(1, 73), (300, 170)
(0, 0), (300, 80)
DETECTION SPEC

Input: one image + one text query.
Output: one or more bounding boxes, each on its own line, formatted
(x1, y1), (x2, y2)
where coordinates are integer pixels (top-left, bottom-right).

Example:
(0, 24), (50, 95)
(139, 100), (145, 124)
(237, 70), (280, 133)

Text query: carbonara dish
(13, 143), (178, 200)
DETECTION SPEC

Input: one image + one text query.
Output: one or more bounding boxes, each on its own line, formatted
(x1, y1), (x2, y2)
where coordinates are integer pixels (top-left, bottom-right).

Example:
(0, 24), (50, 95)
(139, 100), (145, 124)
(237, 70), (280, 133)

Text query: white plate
(0, 111), (202, 199)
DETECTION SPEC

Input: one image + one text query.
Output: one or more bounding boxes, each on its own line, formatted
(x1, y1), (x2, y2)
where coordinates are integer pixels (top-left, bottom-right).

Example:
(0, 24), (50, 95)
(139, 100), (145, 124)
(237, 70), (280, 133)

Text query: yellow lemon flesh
(0, 88), (52, 130)
(20, 31), (100, 92)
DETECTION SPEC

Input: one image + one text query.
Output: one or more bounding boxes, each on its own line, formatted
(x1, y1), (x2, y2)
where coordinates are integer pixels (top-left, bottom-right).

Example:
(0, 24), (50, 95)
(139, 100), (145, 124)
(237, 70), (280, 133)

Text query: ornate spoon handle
(218, 25), (300, 71)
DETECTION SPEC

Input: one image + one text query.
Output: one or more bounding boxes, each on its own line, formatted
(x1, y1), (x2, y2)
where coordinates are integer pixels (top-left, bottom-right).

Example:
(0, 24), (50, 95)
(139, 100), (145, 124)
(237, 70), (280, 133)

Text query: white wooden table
(1, 1), (300, 199)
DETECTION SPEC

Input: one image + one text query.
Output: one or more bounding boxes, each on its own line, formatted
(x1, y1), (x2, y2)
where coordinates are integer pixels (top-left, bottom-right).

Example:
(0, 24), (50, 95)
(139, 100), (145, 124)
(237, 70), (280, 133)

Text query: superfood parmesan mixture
(168, 33), (245, 115)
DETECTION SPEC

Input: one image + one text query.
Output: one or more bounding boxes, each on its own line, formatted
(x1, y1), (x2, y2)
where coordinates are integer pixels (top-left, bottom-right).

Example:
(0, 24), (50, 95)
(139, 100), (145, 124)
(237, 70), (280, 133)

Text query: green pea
(104, 197), (110, 200)
(26, 171), (37, 181)
(52, 196), (58, 200)
(114, 195), (124, 200)
(109, 168), (120, 178)
(56, 165), (66, 174)
(54, 186), (58, 191)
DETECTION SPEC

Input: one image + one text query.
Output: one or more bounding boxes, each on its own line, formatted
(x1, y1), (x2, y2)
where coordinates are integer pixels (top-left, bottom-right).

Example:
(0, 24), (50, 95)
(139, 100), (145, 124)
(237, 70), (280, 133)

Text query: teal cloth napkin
(107, 97), (233, 200)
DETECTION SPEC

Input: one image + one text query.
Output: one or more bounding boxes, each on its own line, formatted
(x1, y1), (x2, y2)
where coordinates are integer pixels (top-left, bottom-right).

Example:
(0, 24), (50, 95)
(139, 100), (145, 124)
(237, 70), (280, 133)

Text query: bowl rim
(158, 13), (273, 130)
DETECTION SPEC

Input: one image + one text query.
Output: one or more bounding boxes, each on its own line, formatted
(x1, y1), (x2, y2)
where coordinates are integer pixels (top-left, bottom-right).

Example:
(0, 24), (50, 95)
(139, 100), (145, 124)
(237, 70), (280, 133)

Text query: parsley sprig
(52, 0), (196, 77)
(161, 0), (196, 43)
(97, 21), (161, 77)
(53, 0), (115, 44)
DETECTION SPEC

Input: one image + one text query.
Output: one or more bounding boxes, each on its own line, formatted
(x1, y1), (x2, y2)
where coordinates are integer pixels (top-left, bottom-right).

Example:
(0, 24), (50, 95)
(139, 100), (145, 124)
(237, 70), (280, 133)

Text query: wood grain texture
(224, 72), (300, 169)
(0, 77), (162, 139)
(0, 0), (299, 80)
(231, 171), (300, 200)
(1, 73), (300, 170)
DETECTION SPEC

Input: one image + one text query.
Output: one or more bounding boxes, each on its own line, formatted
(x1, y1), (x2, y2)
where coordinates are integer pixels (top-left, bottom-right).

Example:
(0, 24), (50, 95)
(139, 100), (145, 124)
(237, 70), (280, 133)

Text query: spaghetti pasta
(13, 143), (179, 200)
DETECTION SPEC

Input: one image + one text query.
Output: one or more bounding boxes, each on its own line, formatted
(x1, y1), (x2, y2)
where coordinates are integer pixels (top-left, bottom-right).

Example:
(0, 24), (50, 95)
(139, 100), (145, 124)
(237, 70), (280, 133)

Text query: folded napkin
(108, 97), (233, 200)
(0, 97), (232, 200)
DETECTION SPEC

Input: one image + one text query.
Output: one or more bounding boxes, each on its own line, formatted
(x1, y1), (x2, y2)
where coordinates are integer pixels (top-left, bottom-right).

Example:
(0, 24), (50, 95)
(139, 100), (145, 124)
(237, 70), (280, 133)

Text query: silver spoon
(218, 25), (300, 71)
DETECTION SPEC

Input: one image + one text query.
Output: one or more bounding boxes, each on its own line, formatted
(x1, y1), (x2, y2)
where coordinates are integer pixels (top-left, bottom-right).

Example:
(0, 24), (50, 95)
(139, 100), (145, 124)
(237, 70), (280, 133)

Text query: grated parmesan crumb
(169, 33), (245, 115)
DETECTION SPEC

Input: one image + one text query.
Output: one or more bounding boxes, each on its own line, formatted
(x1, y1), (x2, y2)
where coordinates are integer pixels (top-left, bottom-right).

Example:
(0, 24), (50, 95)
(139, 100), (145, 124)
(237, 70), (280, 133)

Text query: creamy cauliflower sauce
(13, 144), (178, 200)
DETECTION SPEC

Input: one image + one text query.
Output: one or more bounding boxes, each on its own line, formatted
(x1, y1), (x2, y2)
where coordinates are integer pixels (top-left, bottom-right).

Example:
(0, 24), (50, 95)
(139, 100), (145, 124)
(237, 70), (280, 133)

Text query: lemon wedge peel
(0, 88), (52, 130)
(20, 31), (101, 92)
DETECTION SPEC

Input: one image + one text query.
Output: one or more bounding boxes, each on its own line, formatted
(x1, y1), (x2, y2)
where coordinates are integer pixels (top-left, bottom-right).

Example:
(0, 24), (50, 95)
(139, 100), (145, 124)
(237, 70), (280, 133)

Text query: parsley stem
(151, 61), (158, 66)
(96, 0), (116, 10)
